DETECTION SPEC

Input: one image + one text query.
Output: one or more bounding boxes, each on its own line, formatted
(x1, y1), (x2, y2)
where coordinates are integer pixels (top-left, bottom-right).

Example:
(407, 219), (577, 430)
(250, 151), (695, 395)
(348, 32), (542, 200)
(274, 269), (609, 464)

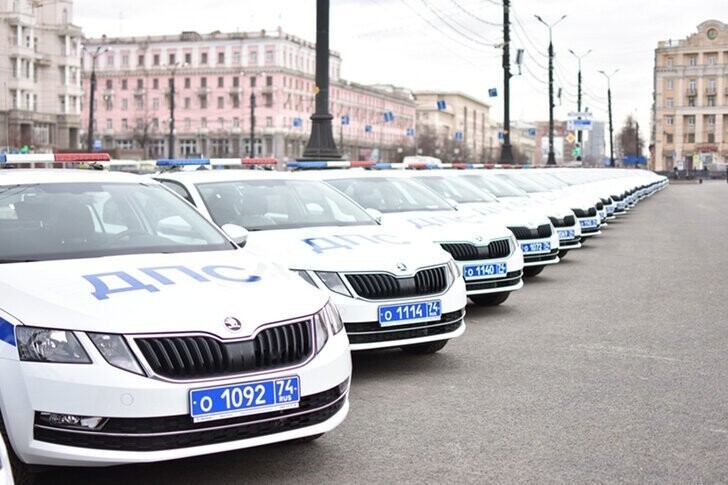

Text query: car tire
(400, 339), (448, 354)
(470, 292), (510, 306)
(0, 413), (37, 485)
(558, 249), (569, 258)
(523, 265), (545, 277)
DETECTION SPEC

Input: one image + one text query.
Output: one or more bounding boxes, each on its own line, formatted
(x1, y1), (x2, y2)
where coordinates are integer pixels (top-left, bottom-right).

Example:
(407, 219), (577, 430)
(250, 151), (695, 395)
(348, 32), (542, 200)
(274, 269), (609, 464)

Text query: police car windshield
(195, 179), (376, 231)
(326, 177), (453, 213)
(0, 182), (233, 262)
(494, 174), (549, 194)
(414, 176), (497, 204)
(461, 175), (528, 198)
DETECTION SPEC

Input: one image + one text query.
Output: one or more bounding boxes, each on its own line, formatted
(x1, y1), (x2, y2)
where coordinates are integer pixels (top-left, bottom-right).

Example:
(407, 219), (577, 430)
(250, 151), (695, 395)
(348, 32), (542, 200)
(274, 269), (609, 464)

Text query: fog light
(41, 412), (106, 430)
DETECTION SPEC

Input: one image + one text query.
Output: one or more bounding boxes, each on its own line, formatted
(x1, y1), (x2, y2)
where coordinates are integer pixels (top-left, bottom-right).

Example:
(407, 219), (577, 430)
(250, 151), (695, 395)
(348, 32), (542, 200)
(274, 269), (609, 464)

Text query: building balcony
(231, 127), (242, 134)
(259, 85), (274, 94)
(196, 87), (211, 96)
(102, 89), (115, 97)
(35, 53), (52, 66)
(228, 87), (243, 96)
(705, 87), (717, 95)
(133, 88), (145, 97)
(686, 88), (697, 96)
(198, 127), (209, 135)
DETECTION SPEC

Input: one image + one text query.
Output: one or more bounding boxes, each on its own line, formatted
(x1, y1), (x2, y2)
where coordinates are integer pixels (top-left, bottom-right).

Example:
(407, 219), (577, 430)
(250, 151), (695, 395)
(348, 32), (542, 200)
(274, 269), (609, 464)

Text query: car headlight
(446, 258), (461, 281)
(315, 271), (352, 297)
(16, 327), (91, 364)
(294, 270), (318, 288)
(509, 235), (518, 251)
(88, 333), (145, 376)
(313, 301), (345, 353)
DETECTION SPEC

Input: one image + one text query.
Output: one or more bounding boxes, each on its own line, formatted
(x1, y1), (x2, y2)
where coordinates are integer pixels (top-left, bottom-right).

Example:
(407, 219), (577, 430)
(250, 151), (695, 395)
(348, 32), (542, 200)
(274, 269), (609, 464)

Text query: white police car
(0, 169), (350, 482)
(409, 172), (560, 278)
(153, 165), (467, 353)
(309, 170), (524, 306)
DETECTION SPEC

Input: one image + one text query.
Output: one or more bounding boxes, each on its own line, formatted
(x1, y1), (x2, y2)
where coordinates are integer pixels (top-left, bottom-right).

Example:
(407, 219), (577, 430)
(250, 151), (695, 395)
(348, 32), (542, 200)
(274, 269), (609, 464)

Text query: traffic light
(572, 143), (581, 157)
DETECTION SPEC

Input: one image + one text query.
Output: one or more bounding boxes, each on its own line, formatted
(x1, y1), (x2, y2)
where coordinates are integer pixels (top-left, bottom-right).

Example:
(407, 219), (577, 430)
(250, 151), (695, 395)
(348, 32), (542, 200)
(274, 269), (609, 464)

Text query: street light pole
(599, 69), (619, 167)
(301, 0), (341, 160)
(500, 0), (514, 164)
(535, 14), (566, 165)
(568, 49), (591, 161)
(249, 88), (256, 157)
(84, 45), (108, 153)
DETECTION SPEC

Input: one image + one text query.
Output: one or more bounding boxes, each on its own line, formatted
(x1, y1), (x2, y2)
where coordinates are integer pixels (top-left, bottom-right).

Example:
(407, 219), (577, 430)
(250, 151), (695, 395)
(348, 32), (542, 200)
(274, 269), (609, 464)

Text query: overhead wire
(448, 0), (501, 26)
(418, 0), (501, 46)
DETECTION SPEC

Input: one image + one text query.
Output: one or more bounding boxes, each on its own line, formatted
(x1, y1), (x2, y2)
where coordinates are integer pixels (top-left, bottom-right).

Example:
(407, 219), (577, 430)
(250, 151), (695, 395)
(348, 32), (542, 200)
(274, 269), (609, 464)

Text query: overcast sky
(75, 0), (725, 140)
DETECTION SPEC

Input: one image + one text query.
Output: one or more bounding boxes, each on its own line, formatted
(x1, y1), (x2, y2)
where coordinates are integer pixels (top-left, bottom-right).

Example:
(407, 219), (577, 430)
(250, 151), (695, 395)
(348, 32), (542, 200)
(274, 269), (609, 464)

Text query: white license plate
(557, 229), (575, 240)
(463, 262), (507, 280)
(378, 300), (441, 326)
(580, 218), (598, 228)
(521, 241), (551, 254)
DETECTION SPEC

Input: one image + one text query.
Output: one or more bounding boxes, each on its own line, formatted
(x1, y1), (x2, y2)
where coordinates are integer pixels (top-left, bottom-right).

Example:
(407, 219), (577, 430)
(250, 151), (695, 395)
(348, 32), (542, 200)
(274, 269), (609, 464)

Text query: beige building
(0, 0), (83, 151)
(652, 20), (728, 171)
(414, 91), (492, 162)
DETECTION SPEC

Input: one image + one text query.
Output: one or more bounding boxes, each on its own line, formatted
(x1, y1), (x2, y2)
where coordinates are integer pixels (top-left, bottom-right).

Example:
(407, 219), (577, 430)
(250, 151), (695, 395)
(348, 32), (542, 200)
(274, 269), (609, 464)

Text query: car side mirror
(365, 208), (383, 224)
(221, 224), (249, 248)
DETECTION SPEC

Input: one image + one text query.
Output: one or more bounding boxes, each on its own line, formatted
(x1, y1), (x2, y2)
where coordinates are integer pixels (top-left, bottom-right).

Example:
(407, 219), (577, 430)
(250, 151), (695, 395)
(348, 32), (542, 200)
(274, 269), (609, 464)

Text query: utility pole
(568, 49), (591, 161)
(599, 69), (618, 167)
(500, 0), (513, 164)
(301, 0), (341, 160)
(168, 73), (176, 158)
(84, 45), (108, 152)
(535, 15), (566, 165)
(635, 120), (640, 165)
(249, 88), (256, 156)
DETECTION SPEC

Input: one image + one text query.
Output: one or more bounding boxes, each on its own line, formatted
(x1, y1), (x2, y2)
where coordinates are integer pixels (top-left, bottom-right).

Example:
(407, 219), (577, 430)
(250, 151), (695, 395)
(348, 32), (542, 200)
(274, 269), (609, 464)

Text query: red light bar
(241, 158), (277, 165)
(349, 161), (377, 167)
(54, 153), (111, 162)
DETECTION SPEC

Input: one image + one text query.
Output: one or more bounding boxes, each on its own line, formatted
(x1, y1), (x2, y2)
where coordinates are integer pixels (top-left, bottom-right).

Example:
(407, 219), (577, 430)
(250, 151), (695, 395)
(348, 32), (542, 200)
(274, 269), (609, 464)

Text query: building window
(135, 97), (143, 110)
(250, 76), (257, 88)
(233, 76), (239, 88)
(666, 133), (673, 144)
(121, 98), (128, 110)
(153, 78), (159, 89)
(184, 118), (191, 130)
(265, 50), (274, 64)
(265, 116), (273, 127)
(104, 97), (112, 110)
(687, 115), (695, 125)
(666, 79), (673, 90)
(184, 97), (191, 109)
(666, 116), (673, 125)
(201, 52), (208, 64)
(232, 96), (240, 108)
(688, 55), (697, 66)
(136, 118), (144, 129)
(217, 52), (225, 64)
(106, 119), (112, 129)
(153, 98), (160, 109)
(233, 51), (241, 64)
(666, 98), (673, 108)
(707, 96), (716, 107)
(200, 118), (207, 128)
(217, 76), (224, 88)
(688, 97), (696, 107)
(686, 133), (695, 143)
(169, 53), (176, 65)
(707, 79), (716, 94)
(666, 56), (673, 67)
(217, 96), (224, 109)
(266, 75), (273, 86)
(233, 117), (240, 128)
(185, 53), (192, 64)
(707, 115), (716, 125)
(105, 79), (113, 89)
(250, 51), (257, 64)
(121, 118), (128, 130)
(122, 55), (129, 67)
(151, 118), (159, 129)
(136, 78), (143, 89)
(106, 54), (114, 67)
(264, 93), (272, 107)
(708, 55), (717, 65)
(217, 117), (224, 129)
(184, 78), (191, 89)
(121, 79), (128, 90)
(138, 54), (144, 66)
(200, 97), (207, 109)
(180, 138), (197, 156)
(200, 77), (207, 88)
(688, 79), (696, 94)
(153, 54), (160, 66)
(707, 133), (715, 143)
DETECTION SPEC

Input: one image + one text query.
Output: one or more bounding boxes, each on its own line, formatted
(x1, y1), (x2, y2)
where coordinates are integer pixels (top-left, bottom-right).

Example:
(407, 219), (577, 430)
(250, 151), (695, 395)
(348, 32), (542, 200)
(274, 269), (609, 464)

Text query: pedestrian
(673, 166), (679, 180)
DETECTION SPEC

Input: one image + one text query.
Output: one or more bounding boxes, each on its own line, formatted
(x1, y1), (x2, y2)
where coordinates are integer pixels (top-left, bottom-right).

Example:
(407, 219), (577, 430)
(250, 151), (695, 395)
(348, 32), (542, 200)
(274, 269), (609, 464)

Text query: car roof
(295, 169), (414, 180)
(155, 169), (306, 183)
(0, 169), (151, 185)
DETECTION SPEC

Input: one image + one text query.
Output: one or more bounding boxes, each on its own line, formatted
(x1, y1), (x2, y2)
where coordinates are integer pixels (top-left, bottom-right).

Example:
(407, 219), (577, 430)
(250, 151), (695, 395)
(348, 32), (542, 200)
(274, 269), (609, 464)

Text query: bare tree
(617, 115), (645, 160)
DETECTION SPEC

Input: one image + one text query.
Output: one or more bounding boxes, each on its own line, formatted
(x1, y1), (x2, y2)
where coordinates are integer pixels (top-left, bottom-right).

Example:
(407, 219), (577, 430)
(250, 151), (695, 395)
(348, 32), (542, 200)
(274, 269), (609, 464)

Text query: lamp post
(568, 48), (592, 161)
(599, 69), (619, 167)
(535, 14), (566, 165)
(301, 0), (341, 160)
(241, 71), (264, 157)
(167, 62), (188, 159)
(83, 45), (109, 152)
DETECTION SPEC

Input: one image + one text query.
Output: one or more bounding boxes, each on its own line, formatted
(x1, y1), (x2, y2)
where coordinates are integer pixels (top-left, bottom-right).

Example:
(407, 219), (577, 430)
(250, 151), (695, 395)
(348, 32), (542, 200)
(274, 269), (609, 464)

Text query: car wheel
(470, 292), (510, 306)
(400, 339), (448, 354)
(558, 249), (569, 258)
(0, 413), (38, 485)
(523, 265), (545, 277)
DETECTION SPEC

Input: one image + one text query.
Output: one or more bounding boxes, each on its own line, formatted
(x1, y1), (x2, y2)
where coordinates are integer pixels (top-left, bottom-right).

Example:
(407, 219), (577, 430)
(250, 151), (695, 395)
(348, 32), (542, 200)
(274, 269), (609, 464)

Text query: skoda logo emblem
(474, 236), (483, 243)
(224, 317), (242, 332)
(396, 262), (408, 272)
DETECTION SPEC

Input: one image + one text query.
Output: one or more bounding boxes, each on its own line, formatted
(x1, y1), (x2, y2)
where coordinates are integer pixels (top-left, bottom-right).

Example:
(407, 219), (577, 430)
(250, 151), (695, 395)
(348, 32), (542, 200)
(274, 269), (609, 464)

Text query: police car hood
(456, 202), (551, 228)
(245, 225), (450, 273)
(0, 251), (327, 337)
(494, 197), (575, 220)
(378, 210), (513, 244)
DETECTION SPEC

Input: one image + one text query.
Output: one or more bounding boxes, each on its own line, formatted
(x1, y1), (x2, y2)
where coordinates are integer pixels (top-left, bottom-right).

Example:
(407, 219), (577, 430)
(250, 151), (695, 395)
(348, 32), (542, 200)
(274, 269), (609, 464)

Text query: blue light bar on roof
(0, 154), (6, 163)
(156, 159), (211, 166)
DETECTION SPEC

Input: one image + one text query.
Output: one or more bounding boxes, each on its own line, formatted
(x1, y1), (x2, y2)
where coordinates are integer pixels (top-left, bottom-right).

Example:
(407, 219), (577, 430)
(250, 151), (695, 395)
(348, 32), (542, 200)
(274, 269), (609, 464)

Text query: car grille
(572, 207), (597, 217)
(548, 215), (576, 227)
(440, 238), (511, 261)
(345, 310), (464, 344)
(465, 270), (522, 292)
(135, 320), (313, 380)
(611, 194), (624, 201)
(595, 201), (604, 210)
(508, 224), (552, 240)
(345, 265), (448, 300)
(34, 380), (348, 452)
(601, 197), (612, 205)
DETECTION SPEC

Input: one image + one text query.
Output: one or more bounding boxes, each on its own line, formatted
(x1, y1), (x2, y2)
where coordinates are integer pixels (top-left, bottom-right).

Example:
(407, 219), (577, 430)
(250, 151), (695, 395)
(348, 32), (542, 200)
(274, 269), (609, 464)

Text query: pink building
(81, 28), (416, 161)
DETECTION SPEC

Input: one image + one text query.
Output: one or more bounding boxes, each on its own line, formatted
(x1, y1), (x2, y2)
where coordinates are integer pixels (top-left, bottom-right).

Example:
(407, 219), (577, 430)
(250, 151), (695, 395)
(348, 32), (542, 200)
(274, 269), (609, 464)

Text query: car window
(158, 179), (195, 204)
(196, 179), (375, 231)
(0, 182), (232, 262)
(327, 177), (453, 213)
(415, 176), (497, 204)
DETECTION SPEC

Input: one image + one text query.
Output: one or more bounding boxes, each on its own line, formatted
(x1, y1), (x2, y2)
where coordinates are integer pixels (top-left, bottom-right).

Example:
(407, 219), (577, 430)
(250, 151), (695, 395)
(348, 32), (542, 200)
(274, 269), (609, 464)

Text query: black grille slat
(508, 225), (552, 240)
(136, 320), (313, 380)
(441, 240), (510, 261)
(346, 266), (448, 300)
(572, 208), (598, 218)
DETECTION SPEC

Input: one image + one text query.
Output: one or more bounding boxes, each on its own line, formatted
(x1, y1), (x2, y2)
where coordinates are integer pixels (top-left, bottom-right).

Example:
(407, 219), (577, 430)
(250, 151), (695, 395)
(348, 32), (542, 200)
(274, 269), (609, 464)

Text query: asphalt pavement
(48, 181), (728, 484)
